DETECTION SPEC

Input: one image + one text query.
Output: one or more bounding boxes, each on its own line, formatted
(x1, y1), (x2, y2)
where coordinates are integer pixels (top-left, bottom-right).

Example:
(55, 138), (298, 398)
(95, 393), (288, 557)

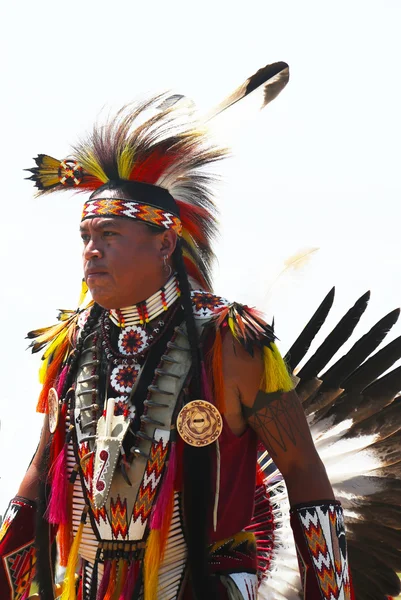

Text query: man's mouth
(86, 270), (109, 280)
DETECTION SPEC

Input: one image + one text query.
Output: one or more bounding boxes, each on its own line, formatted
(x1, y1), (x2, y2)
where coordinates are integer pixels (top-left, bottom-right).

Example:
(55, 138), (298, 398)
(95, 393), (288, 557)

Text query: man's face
(80, 217), (167, 309)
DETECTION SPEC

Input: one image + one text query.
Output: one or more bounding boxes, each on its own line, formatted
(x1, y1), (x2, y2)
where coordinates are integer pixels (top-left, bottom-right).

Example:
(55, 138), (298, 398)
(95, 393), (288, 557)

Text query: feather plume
(320, 308), (400, 391)
(204, 61), (290, 121)
(266, 290), (401, 599)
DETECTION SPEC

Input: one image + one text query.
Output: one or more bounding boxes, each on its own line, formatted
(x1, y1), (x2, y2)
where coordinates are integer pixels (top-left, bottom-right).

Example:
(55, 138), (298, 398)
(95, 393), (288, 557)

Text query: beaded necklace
(109, 274), (181, 328)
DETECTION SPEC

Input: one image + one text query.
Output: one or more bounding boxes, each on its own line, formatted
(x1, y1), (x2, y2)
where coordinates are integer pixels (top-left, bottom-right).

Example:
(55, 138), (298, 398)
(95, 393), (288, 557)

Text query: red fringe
(104, 560), (117, 600)
(150, 443), (177, 558)
(119, 560), (137, 600)
(77, 571), (84, 600)
(56, 364), (68, 396)
(45, 445), (68, 524)
(256, 463), (265, 487)
(97, 560), (111, 600)
(58, 483), (74, 567)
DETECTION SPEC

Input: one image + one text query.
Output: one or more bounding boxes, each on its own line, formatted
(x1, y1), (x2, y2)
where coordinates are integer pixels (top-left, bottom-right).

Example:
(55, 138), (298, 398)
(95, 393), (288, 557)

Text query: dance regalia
(1, 65), (401, 600)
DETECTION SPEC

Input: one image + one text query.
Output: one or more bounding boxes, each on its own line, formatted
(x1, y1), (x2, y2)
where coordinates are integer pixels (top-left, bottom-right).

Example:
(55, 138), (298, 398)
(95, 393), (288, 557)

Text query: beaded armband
(290, 501), (354, 600)
(0, 497), (36, 600)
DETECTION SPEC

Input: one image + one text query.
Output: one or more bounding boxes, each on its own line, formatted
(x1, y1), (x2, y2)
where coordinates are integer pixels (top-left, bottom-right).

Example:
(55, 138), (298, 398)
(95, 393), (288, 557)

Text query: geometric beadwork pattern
(82, 199), (182, 236)
(0, 503), (20, 544)
(110, 496), (129, 539)
(191, 290), (228, 319)
(132, 437), (169, 524)
(4, 542), (36, 600)
(296, 503), (352, 600)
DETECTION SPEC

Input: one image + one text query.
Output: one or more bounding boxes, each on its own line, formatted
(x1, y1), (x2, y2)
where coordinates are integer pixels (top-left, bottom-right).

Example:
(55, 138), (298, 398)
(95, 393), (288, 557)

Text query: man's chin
(89, 287), (118, 310)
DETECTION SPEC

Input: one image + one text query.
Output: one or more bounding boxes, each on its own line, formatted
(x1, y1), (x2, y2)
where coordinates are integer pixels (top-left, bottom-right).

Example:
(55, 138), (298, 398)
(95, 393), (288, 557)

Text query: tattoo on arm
(243, 390), (307, 457)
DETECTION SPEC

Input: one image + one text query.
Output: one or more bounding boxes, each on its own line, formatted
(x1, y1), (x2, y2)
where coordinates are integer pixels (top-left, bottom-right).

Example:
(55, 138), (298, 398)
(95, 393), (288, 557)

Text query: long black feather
(362, 366), (401, 401)
(342, 335), (401, 393)
(311, 369), (401, 428)
(297, 291), (370, 381)
(284, 288), (335, 371)
(320, 308), (400, 391)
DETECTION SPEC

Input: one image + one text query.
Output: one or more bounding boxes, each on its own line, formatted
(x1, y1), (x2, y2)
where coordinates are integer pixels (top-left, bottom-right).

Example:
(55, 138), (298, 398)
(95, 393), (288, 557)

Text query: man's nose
(83, 238), (103, 260)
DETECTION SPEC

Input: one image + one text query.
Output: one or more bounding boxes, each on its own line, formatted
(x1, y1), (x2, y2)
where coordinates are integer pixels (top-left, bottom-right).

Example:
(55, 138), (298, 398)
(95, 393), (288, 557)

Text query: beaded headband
(83, 181), (182, 235)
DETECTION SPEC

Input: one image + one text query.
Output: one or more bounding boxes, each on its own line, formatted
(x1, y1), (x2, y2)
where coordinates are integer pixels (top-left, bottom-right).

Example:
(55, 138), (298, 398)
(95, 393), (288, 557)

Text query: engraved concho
(177, 400), (222, 446)
(48, 387), (60, 434)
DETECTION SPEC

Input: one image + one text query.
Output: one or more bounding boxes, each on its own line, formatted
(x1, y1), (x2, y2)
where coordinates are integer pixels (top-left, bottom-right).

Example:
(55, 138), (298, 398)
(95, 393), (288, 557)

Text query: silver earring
(163, 255), (172, 278)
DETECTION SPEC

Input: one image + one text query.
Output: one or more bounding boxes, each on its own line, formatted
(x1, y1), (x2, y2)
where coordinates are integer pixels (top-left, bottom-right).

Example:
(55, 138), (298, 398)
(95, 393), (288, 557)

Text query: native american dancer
(1, 64), (400, 600)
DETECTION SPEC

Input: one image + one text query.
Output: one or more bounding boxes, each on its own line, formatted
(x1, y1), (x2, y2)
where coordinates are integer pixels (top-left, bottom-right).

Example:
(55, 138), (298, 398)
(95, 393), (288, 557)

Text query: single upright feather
(296, 291), (371, 381)
(204, 61), (290, 121)
(284, 287), (335, 371)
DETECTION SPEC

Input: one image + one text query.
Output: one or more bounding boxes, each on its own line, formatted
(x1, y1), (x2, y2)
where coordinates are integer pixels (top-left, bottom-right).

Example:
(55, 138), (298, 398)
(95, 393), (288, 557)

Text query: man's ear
(160, 229), (178, 256)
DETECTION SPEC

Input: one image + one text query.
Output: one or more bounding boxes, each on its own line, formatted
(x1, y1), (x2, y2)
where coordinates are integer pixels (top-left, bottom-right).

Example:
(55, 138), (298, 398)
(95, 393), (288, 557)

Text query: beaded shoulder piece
(190, 290), (293, 414)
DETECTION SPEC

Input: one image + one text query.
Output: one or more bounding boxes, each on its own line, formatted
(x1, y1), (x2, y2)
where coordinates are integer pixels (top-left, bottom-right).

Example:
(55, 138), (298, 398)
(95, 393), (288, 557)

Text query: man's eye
(103, 231), (117, 237)
(81, 234), (90, 243)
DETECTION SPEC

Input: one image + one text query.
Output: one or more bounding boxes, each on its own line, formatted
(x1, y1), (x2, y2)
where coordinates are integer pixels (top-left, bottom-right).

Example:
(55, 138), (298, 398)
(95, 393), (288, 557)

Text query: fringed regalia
(1, 64), (401, 600)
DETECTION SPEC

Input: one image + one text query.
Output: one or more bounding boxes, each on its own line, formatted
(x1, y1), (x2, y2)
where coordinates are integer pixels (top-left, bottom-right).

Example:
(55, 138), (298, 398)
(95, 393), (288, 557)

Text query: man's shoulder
(190, 290), (275, 352)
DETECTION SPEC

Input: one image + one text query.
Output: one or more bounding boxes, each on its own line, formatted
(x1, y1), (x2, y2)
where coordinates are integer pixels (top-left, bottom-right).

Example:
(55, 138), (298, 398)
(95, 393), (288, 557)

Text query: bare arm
(222, 335), (334, 505)
(17, 415), (50, 501)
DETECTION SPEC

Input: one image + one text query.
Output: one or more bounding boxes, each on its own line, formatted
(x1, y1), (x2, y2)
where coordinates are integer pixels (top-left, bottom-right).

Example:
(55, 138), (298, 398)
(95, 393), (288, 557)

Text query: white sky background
(0, 0), (401, 514)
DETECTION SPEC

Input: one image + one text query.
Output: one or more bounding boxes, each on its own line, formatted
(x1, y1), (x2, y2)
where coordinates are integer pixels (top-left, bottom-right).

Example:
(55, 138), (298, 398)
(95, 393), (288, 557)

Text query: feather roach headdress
(26, 61), (290, 291)
(26, 95), (228, 291)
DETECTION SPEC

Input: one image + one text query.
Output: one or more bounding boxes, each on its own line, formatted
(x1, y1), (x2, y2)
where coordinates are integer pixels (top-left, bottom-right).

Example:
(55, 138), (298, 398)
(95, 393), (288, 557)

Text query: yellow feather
(39, 154), (62, 169)
(261, 344), (293, 394)
(78, 279), (89, 306)
(39, 356), (49, 385)
(42, 329), (68, 361)
(181, 229), (198, 252)
(144, 529), (161, 600)
(78, 151), (108, 183)
(61, 510), (87, 600)
(228, 316), (237, 338)
(118, 145), (136, 179)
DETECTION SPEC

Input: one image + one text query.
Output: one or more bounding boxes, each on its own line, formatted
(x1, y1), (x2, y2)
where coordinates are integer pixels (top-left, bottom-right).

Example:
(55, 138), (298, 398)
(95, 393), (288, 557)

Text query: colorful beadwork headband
(82, 181), (183, 235)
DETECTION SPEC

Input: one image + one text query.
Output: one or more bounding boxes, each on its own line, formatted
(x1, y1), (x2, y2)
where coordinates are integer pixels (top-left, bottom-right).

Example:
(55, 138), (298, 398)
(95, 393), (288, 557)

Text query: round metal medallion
(176, 400), (222, 447)
(48, 387), (60, 434)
